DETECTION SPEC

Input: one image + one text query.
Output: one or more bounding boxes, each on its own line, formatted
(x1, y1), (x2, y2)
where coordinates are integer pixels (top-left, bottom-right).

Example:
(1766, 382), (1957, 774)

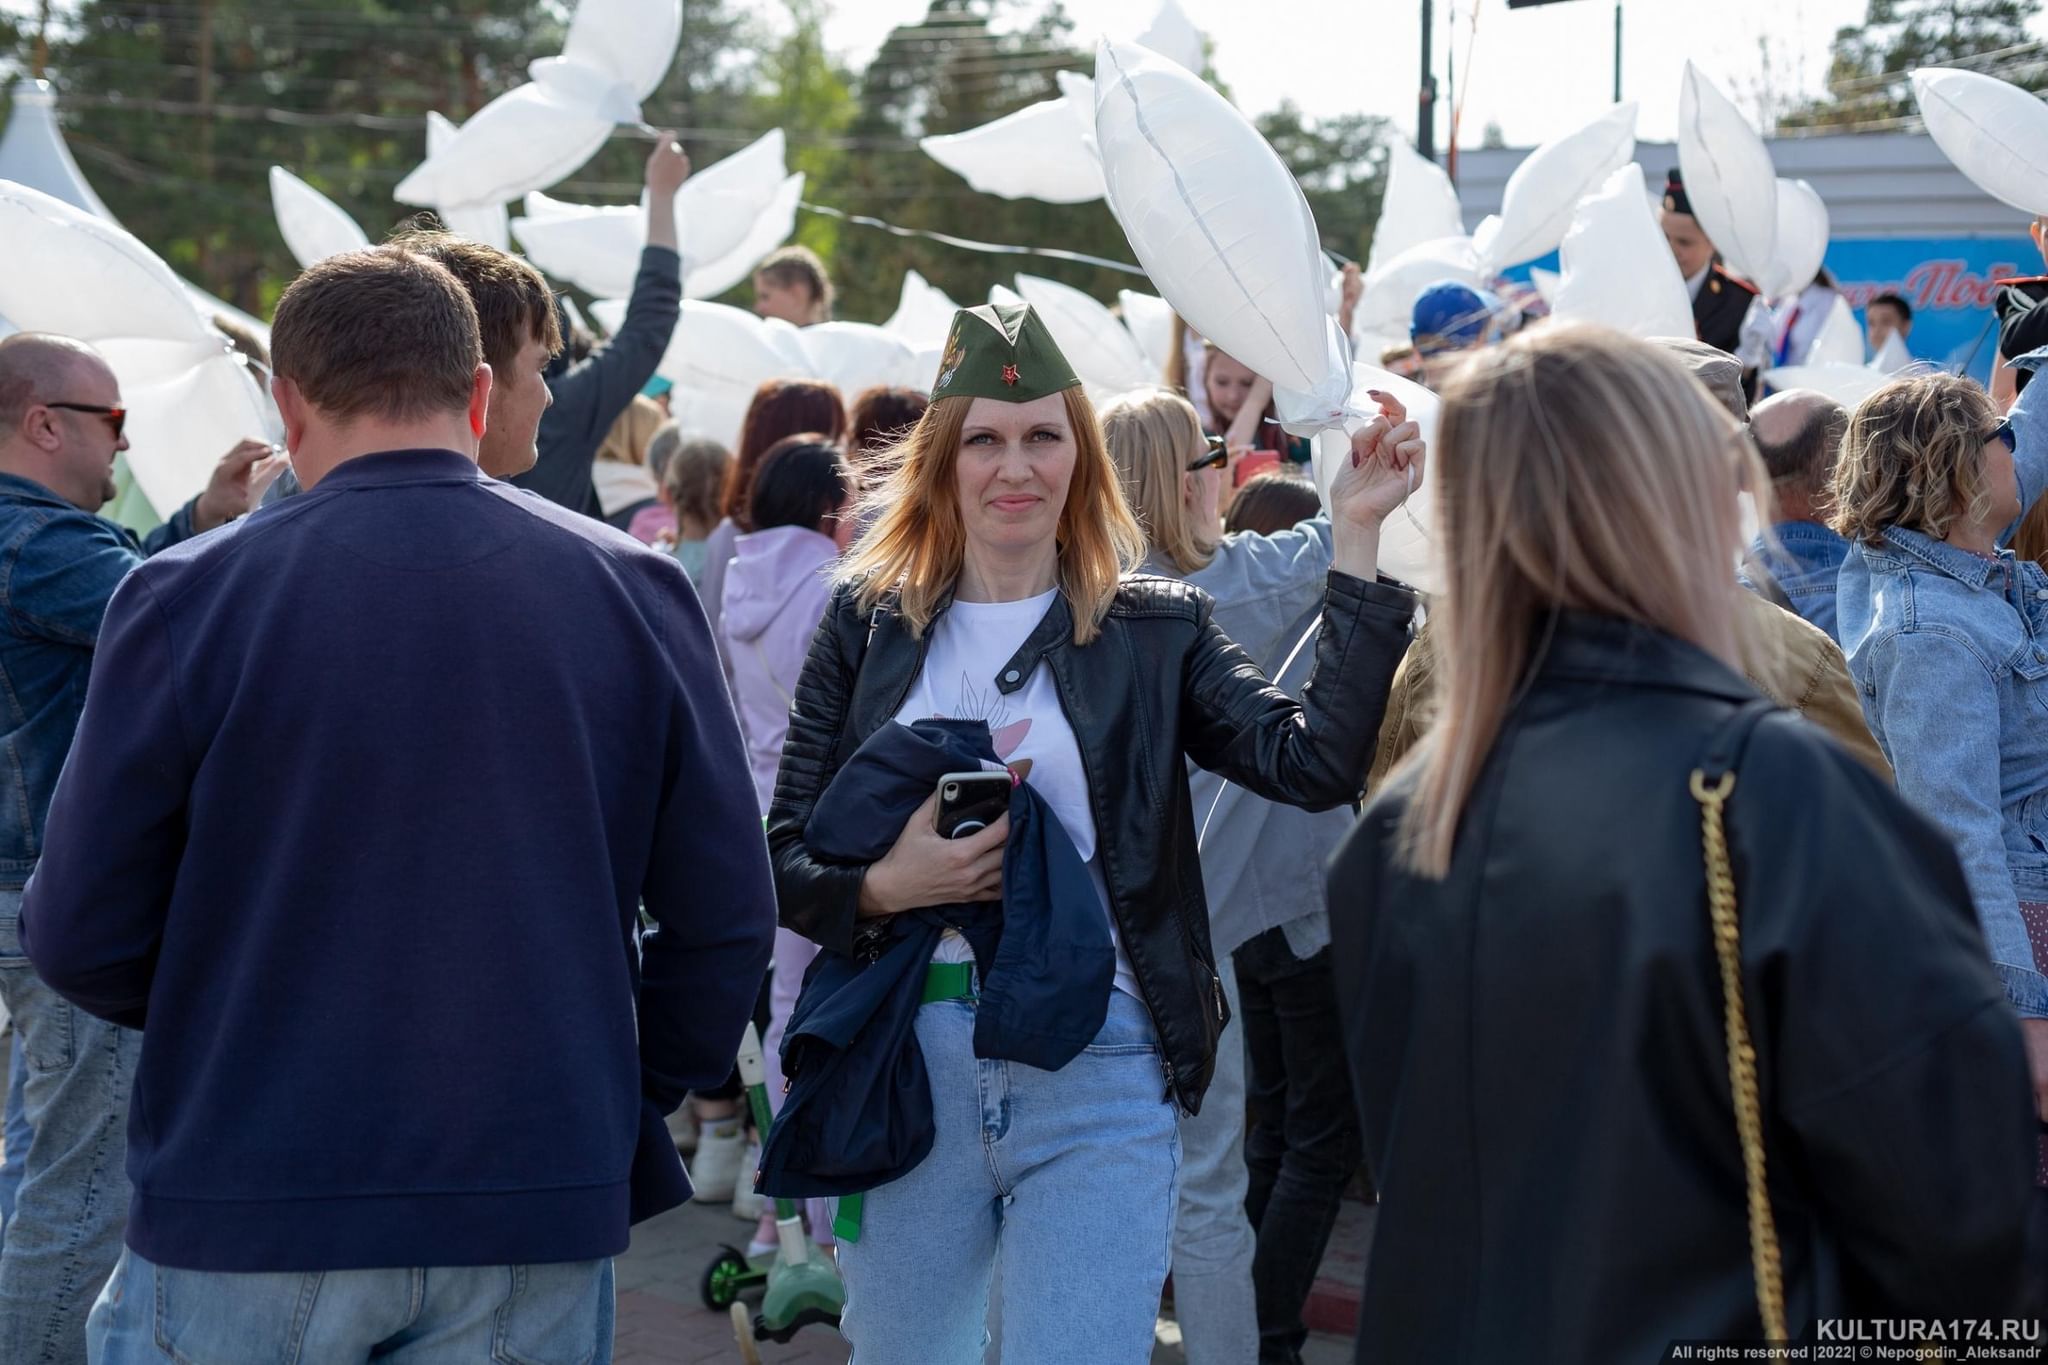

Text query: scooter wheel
(732, 1302), (763, 1365)
(701, 1247), (751, 1310)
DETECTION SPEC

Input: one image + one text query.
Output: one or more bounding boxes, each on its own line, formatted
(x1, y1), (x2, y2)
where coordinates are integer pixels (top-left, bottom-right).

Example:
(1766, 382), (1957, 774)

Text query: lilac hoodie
(718, 525), (840, 815)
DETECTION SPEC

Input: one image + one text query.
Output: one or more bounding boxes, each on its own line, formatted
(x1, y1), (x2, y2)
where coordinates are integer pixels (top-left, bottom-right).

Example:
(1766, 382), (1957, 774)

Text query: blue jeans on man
(0, 890), (138, 1365)
(89, 1249), (613, 1364)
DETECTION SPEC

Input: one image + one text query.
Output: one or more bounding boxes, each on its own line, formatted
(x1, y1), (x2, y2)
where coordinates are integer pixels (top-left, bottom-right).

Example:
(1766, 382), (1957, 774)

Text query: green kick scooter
(699, 1022), (844, 1362)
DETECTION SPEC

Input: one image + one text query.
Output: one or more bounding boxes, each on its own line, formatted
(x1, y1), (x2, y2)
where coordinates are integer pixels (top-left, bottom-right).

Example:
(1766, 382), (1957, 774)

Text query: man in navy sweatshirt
(21, 245), (774, 1364)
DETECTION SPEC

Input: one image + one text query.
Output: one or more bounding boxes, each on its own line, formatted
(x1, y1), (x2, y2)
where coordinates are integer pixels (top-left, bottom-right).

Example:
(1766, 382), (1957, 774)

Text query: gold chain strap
(1689, 768), (1789, 1343)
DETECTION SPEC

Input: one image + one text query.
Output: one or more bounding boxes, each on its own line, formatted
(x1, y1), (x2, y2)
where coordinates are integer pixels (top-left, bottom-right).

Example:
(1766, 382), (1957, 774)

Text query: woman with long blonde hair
(1328, 324), (2032, 1360)
(765, 302), (1423, 1361)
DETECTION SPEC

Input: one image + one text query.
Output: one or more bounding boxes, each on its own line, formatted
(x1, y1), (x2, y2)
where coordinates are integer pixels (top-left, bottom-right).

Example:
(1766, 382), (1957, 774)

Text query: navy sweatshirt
(20, 449), (775, 1272)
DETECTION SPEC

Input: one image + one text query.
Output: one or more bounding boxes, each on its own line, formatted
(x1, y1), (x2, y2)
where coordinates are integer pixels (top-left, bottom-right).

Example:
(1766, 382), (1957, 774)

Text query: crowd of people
(0, 127), (2040, 1365)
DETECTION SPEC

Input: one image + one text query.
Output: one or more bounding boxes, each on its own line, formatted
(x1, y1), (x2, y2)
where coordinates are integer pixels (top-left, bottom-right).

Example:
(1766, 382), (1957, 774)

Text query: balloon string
(795, 202), (1148, 276)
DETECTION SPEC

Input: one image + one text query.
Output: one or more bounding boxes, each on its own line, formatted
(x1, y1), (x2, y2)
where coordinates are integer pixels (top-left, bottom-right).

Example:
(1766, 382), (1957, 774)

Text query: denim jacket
(1748, 520), (1851, 644)
(1838, 347), (2048, 1019)
(0, 473), (192, 885)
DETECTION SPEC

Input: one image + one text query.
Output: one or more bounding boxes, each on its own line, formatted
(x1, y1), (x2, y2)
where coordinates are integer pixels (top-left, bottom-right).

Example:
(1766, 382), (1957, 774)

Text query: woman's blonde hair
(1829, 373), (1999, 547)
(839, 387), (1145, 646)
(1100, 388), (1217, 574)
(1399, 323), (1765, 877)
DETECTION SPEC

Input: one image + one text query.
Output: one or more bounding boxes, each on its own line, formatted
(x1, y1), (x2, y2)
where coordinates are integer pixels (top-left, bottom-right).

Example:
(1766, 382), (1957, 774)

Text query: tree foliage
(3, 0), (1396, 323)
(1780, 0), (2045, 131)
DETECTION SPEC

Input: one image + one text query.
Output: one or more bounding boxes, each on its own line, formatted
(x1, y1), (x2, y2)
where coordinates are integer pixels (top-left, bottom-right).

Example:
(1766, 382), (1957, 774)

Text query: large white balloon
(1351, 235), (1483, 346)
(1118, 288), (1177, 381)
(424, 112), (511, 250)
(1093, 41), (1329, 400)
(801, 322), (925, 396)
(1473, 102), (1637, 273)
(1015, 274), (1155, 403)
(1308, 364), (1442, 593)
(883, 270), (960, 353)
(393, 0), (681, 210)
(1913, 67), (2048, 217)
(676, 130), (790, 269)
(1760, 178), (1829, 301)
(1367, 141), (1466, 275)
(682, 171), (803, 300)
(269, 166), (369, 271)
(0, 180), (276, 514)
(923, 74), (1105, 205)
(1871, 329), (1915, 375)
(1676, 62), (1777, 285)
(1550, 165), (1695, 339)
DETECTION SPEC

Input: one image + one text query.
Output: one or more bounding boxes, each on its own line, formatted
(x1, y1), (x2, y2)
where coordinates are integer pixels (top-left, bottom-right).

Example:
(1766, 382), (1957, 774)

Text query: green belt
(832, 963), (976, 1244)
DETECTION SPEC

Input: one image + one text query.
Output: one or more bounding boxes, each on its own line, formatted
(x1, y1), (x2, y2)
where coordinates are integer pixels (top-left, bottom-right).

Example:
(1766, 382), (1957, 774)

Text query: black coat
(1329, 612), (2034, 1362)
(1693, 262), (1758, 357)
(770, 571), (1417, 1113)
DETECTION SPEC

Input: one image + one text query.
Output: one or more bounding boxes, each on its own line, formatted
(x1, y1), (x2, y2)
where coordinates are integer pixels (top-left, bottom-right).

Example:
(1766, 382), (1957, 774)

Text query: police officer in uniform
(1661, 168), (1772, 381)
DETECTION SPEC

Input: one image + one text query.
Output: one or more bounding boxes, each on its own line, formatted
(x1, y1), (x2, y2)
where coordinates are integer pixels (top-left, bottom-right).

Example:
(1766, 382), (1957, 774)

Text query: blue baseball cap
(1410, 280), (1499, 351)
(641, 375), (674, 400)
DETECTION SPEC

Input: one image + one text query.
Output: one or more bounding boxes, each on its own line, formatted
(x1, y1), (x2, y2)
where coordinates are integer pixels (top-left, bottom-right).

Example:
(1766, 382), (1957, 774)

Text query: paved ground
(614, 1195), (1365, 1364)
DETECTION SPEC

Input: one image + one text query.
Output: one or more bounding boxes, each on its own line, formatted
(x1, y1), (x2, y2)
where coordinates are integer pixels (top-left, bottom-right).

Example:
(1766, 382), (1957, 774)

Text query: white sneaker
(730, 1142), (765, 1221)
(687, 1119), (744, 1203)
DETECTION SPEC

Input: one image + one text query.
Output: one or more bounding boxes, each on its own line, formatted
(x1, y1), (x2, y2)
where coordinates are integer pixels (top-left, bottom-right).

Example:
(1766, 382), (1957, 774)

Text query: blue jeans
(836, 989), (1180, 1363)
(2, 1032), (30, 1231)
(89, 1247), (614, 1364)
(0, 889), (139, 1365)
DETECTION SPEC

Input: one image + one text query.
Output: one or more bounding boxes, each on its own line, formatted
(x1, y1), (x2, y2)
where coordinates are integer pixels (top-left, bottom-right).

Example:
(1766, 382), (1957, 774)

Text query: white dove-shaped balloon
(1367, 142), (1466, 276)
(393, 0), (681, 212)
(1117, 289), (1177, 382)
(269, 167), (370, 271)
(1758, 177), (1830, 302)
(921, 0), (1205, 205)
(1913, 67), (2048, 218)
(424, 112), (511, 250)
(922, 71), (1106, 205)
(883, 270), (961, 353)
(0, 180), (278, 517)
(513, 132), (793, 300)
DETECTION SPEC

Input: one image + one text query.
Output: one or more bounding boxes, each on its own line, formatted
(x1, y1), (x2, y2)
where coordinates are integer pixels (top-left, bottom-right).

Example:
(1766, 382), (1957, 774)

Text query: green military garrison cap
(931, 301), (1080, 402)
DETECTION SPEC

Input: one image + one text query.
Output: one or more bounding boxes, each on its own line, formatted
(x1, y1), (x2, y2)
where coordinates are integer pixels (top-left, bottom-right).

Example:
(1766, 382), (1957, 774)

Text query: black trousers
(1235, 927), (1364, 1365)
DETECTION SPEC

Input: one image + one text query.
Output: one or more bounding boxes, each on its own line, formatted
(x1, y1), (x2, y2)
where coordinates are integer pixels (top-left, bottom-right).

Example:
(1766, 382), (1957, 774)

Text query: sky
(759, 0), (2048, 146)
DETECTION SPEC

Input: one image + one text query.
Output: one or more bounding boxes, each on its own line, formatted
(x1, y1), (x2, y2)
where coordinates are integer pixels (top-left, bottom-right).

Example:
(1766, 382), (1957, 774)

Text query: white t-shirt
(890, 589), (1141, 999)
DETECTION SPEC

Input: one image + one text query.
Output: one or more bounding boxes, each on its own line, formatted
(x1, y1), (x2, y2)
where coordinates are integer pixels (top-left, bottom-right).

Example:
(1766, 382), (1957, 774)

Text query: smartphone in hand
(935, 771), (1013, 839)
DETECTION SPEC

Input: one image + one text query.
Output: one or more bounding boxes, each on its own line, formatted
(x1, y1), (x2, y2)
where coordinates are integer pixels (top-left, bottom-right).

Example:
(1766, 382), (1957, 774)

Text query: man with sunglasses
(0, 331), (274, 1364)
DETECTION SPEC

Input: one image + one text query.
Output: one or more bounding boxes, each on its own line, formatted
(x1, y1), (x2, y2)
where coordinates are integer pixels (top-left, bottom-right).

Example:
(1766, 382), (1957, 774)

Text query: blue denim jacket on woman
(0, 473), (191, 886)
(1838, 348), (2048, 1020)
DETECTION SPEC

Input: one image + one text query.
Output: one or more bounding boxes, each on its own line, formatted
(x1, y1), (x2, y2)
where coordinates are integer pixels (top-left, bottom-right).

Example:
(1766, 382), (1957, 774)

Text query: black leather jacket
(1330, 613), (2035, 1360)
(768, 570), (1417, 1113)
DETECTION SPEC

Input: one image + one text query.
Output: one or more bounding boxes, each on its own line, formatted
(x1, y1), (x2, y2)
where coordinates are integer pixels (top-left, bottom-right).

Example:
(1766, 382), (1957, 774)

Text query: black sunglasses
(1993, 420), (2017, 453)
(46, 402), (127, 439)
(1187, 434), (1228, 473)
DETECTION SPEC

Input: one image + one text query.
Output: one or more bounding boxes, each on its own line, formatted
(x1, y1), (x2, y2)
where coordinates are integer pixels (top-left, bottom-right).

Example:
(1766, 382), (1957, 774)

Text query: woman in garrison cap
(766, 300), (1424, 1360)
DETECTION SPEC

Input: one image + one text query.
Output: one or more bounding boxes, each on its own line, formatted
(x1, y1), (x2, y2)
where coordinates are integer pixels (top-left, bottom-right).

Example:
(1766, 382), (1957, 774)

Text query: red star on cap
(1001, 363), (1020, 386)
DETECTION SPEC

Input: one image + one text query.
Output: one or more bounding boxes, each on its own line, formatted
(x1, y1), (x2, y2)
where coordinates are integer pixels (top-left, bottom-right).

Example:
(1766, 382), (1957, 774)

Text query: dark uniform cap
(1663, 167), (1693, 218)
(931, 301), (1081, 403)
